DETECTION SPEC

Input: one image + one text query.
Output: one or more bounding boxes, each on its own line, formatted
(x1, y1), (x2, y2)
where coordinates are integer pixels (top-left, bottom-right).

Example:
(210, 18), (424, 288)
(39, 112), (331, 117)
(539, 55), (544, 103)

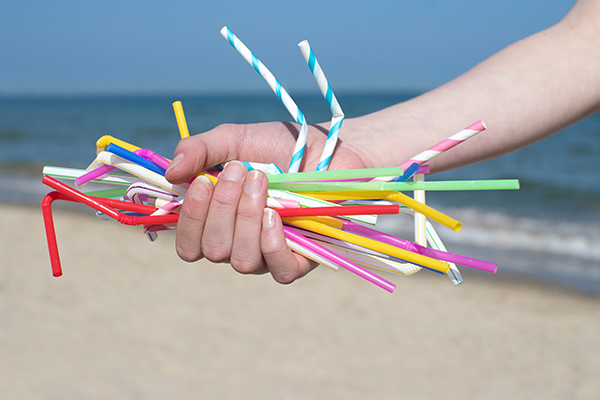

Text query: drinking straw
(43, 166), (139, 186)
(231, 161), (283, 175)
(298, 40), (344, 172)
(283, 226), (396, 293)
(105, 143), (166, 175)
(126, 182), (180, 202)
(75, 164), (117, 187)
(387, 191), (462, 232)
(424, 220), (463, 285)
(42, 176), (179, 226)
(275, 204), (399, 218)
(267, 189), (377, 225)
(172, 101), (190, 139)
(84, 188), (128, 198)
(96, 135), (140, 153)
(135, 149), (171, 170)
(282, 216), (450, 273)
(266, 166), (402, 184)
(414, 173), (427, 246)
(285, 238), (339, 271)
(221, 26), (308, 173)
(291, 226), (422, 275)
(268, 179), (520, 192)
(392, 162), (420, 182)
(372, 120), (487, 182)
(91, 151), (188, 196)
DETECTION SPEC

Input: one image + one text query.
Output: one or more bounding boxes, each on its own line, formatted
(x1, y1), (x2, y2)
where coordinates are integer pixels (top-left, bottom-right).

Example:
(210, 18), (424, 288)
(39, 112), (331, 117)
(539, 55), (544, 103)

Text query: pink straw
(283, 226), (396, 293)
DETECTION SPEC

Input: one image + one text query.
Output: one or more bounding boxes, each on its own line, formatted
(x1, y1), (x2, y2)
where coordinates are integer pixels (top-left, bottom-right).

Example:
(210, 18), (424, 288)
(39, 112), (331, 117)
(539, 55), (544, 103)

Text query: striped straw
(220, 26), (308, 173)
(298, 40), (344, 172)
(373, 120), (487, 182)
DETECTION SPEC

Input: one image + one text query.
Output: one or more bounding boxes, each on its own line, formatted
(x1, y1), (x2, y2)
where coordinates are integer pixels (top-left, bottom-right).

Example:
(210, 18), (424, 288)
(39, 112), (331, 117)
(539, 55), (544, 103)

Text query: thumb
(166, 124), (245, 184)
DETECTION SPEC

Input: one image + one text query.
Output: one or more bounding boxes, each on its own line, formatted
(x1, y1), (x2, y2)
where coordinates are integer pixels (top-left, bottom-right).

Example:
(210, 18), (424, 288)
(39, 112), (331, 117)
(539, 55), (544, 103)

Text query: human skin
(166, 0), (600, 284)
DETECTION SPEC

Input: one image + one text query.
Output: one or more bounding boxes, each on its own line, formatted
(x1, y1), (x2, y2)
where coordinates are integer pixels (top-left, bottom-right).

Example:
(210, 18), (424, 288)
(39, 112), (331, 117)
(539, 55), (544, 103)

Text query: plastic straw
(282, 216), (450, 273)
(267, 166), (403, 184)
(172, 101), (190, 139)
(275, 204), (399, 218)
(96, 135), (140, 154)
(221, 26), (307, 173)
(298, 40), (344, 172)
(283, 226), (396, 293)
(105, 143), (166, 175)
(270, 179), (520, 193)
(387, 191), (462, 232)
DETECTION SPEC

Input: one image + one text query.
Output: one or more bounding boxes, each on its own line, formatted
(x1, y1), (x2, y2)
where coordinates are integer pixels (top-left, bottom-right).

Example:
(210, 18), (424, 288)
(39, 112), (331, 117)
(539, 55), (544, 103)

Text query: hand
(165, 121), (368, 284)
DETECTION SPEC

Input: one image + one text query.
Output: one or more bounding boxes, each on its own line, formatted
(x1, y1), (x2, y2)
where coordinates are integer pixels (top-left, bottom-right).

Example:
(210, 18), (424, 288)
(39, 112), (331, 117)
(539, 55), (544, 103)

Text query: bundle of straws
(41, 27), (520, 293)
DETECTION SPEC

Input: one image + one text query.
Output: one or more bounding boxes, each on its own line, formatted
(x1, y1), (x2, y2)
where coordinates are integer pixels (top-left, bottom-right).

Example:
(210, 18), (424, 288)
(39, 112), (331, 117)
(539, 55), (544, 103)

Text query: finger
(166, 124), (246, 184)
(261, 208), (317, 284)
(229, 170), (269, 274)
(201, 161), (247, 263)
(175, 175), (214, 262)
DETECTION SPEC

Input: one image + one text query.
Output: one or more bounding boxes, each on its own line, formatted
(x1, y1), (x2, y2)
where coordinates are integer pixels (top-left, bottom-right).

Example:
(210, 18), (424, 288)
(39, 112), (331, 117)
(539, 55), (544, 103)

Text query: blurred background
(1, 1), (599, 398)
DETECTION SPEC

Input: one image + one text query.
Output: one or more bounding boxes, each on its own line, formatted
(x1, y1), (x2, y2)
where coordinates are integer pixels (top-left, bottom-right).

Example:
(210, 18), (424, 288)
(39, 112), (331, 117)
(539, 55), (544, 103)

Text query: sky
(1, 0), (576, 95)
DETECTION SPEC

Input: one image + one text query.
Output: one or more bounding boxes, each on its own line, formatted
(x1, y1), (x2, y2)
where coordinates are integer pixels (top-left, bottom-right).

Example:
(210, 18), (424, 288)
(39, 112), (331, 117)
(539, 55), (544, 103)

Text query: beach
(2, 203), (599, 399)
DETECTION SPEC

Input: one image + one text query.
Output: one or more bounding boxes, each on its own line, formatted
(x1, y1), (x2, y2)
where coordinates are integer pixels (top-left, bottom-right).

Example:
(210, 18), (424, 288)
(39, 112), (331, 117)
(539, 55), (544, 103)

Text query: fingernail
(166, 153), (184, 175)
(221, 161), (245, 182)
(263, 208), (275, 230)
(243, 170), (263, 194)
(190, 175), (212, 200)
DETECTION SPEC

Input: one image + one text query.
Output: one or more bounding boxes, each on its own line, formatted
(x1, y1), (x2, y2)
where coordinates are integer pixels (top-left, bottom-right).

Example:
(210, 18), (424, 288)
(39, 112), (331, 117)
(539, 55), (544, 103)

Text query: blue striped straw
(298, 40), (344, 172)
(220, 26), (308, 173)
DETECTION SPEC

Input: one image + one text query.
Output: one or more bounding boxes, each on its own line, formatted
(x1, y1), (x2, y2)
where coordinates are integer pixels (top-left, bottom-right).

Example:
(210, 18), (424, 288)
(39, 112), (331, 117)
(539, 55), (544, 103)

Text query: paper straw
(172, 101), (190, 139)
(373, 120), (487, 182)
(298, 40), (344, 172)
(221, 26), (307, 173)
(282, 216), (450, 273)
(282, 226), (396, 293)
(267, 166), (403, 184)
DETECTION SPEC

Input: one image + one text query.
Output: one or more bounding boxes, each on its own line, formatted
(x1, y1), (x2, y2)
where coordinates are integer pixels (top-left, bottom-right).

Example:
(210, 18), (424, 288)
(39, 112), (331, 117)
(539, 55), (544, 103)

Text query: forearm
(345, 0), (600, 173)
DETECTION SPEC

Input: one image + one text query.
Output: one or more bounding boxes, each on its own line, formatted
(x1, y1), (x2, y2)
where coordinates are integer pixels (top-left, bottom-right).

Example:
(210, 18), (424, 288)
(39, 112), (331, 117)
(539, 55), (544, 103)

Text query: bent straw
(387, 191), (462, 232)
(282, 216), (450, 273)
(172, 101), (190, 139)
(105, 143), (166, 175)
(298, 40), (344, 172)
(221, 26), (307, 173)
(283, 226), (396, 293)
(96, 135), (140, 154)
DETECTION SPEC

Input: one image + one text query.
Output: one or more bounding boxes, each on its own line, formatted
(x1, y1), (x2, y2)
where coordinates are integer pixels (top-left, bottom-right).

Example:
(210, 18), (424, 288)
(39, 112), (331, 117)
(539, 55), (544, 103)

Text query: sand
(1, 203), (599, 399)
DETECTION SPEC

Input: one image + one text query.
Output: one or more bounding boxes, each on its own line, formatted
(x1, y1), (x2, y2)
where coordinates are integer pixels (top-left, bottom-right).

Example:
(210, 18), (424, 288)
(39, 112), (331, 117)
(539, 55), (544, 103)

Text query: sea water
(1, 93), (599, 294)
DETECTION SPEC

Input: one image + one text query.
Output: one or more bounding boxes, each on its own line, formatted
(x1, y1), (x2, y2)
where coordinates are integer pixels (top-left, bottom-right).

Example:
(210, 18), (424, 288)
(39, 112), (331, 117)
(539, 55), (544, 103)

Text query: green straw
(84, 188), (128, 198)
(266, 166), (403, 184)
(268, 179), (520, 192)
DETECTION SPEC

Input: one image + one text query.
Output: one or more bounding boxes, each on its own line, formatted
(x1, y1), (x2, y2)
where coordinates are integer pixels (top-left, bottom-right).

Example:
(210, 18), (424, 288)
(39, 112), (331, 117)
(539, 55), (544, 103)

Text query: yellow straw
(283, 217), (450, 273)
(95, 135), (140, 154)
(173, 101), (190, 139)
(385, 192), (462, 232)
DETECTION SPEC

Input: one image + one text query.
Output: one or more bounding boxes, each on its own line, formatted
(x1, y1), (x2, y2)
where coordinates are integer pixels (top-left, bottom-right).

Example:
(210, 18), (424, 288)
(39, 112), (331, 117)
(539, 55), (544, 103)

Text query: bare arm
(342, 0), (600, 173)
